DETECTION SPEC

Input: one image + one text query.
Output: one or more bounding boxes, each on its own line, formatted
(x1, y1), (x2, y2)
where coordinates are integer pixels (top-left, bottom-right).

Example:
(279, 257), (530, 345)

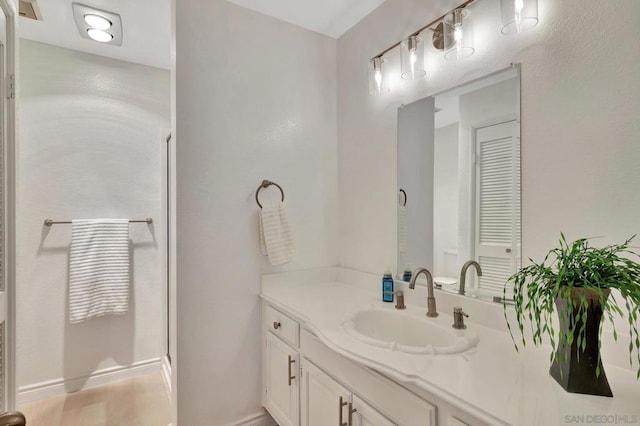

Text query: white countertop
(261, 267), (640, 426)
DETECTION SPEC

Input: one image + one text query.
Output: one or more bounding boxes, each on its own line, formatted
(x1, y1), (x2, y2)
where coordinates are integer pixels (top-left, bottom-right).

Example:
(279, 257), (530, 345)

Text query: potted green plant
(504, 233), (640, 397)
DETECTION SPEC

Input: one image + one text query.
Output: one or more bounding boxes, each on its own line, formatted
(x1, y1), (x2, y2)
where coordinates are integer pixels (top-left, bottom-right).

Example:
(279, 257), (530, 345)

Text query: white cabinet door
(301, 359), (350, 426)
(351, 395), (395, 426)
(265, 332), (299, 426)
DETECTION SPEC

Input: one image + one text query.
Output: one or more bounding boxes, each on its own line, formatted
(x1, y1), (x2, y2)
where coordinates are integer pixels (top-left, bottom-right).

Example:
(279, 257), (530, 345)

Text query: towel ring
(255, 180), (285, 209)
(399, 189), (407, 207)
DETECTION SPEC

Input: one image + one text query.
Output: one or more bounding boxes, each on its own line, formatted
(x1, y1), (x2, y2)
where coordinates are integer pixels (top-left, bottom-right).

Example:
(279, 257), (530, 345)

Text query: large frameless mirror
(397, 65), (521, 302)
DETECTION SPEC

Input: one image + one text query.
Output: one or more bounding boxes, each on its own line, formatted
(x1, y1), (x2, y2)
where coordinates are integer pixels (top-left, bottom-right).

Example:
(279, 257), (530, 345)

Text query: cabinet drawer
(266, 305), (299, 348)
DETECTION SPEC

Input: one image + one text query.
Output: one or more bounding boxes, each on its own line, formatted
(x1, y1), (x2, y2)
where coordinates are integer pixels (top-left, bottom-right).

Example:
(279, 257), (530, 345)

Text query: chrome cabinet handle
(338, 396), (348, 426)
(287, 355), (296, 386)
(348, 402), (357, 425)
(273, 321), (281, 330)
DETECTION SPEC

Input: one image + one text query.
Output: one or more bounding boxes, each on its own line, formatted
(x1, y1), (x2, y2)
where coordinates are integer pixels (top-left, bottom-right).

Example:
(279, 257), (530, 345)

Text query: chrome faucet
(459, 260), (482, 296)
(409, 267), (438, 317)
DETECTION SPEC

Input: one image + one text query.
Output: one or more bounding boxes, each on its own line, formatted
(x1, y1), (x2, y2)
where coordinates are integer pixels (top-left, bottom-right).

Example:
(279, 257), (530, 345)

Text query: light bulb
(454, 26), (463, 43)
(373, 57), (383, 94)
(501, 0), (538, 35)
(87, 28), (114, 43)
(84, 14), (112, 30)
(454, 25), (463, 57)
(374, 69), (382, 91)
(409, 50), (417, 77)
(452, 9), (464, 57)
(514, 0), (524, 29)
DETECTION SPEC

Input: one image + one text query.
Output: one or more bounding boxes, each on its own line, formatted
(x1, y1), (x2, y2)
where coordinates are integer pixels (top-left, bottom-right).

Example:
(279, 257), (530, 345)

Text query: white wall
(175, 1), (337, 424)
(338, 0), (640, 276)
(17, 40), (170, 389)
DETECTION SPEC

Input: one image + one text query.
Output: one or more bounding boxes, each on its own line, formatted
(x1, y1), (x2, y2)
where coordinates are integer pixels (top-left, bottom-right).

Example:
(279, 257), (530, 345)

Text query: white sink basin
(343, 308), (478, 355)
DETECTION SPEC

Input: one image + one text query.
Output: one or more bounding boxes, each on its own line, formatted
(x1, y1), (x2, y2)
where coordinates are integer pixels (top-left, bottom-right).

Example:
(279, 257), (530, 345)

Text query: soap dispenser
(382, 268), (394, 303)
(402, 264), (413, 282)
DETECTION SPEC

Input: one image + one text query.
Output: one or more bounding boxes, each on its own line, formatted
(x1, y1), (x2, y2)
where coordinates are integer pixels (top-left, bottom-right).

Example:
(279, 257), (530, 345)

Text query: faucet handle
(453, 307), (469, 316)
(452, 306), (469, 329)
(383, 291), (406, 310)
(394, 291), (406, 310)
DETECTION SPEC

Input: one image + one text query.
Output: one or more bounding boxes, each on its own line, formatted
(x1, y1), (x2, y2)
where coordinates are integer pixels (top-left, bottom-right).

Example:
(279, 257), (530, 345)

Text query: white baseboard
(228, 410), (276, 426)
(161, 355), (172, 400)
(18, 357), (163, 405)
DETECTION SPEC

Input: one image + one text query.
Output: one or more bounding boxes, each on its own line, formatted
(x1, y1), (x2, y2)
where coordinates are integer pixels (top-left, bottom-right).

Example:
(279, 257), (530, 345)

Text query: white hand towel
(259, 212), (268, 256)
(398, 205), (408, 253)
(69, 219), (130, 323)
(259, 202), (295, 266)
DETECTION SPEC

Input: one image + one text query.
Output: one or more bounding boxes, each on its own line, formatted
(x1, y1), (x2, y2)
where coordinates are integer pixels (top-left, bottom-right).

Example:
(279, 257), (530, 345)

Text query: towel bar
(255, 180), (285, 209)
(44, 218), (153, 226)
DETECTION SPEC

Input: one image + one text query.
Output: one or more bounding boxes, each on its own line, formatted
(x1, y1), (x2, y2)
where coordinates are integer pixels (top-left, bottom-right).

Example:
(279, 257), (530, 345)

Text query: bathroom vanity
(261, 268), (640, 426)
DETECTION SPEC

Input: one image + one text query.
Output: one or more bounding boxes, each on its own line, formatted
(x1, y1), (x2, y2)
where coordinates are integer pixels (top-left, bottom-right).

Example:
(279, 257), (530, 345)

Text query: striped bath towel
(69, 219), (130, 323)
(259, 202), (295, 266)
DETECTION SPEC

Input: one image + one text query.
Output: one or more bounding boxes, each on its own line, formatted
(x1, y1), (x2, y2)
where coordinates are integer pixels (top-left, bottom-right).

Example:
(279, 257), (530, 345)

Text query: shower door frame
(161, 127), (176, 392)
(162, 130), (174, 365)
(0, 0), (17, 412)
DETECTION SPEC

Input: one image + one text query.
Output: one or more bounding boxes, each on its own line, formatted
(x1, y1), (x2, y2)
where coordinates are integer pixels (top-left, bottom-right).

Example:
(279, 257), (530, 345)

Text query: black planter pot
(549, 287), (613, 397)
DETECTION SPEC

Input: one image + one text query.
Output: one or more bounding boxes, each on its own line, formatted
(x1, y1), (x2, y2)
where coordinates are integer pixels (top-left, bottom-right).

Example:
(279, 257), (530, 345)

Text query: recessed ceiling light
(72, 3), (122, 46)
(87, 28), (113, 43)
(84, 14), (112, 30)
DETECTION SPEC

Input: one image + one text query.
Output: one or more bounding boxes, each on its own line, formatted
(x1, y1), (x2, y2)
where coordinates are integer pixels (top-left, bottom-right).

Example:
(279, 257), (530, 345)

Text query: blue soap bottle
(382, 268), (394, 302)
(402, 264), (412, 282)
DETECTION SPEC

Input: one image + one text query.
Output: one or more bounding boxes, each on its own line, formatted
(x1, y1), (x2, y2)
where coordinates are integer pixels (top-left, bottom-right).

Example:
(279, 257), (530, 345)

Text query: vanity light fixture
(367, 0), (539, 95)
(500, 0), (539, 35)
(444, 8), (474, 60)
(401, 35), (426, 80)
(369, 57), (390, 96)
(367, 0), (474, 95)
(72, 3), (123, 46)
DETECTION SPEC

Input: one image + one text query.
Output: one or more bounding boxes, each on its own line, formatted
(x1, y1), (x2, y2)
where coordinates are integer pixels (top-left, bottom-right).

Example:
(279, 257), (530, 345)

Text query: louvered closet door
(475, 120), (520, 296)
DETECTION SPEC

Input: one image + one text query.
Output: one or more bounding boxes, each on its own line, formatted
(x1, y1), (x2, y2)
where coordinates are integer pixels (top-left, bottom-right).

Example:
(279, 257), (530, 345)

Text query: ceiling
(19, 0), (171, 69)
(225, 0), (386, 38)
(19, 0), (384, 70)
